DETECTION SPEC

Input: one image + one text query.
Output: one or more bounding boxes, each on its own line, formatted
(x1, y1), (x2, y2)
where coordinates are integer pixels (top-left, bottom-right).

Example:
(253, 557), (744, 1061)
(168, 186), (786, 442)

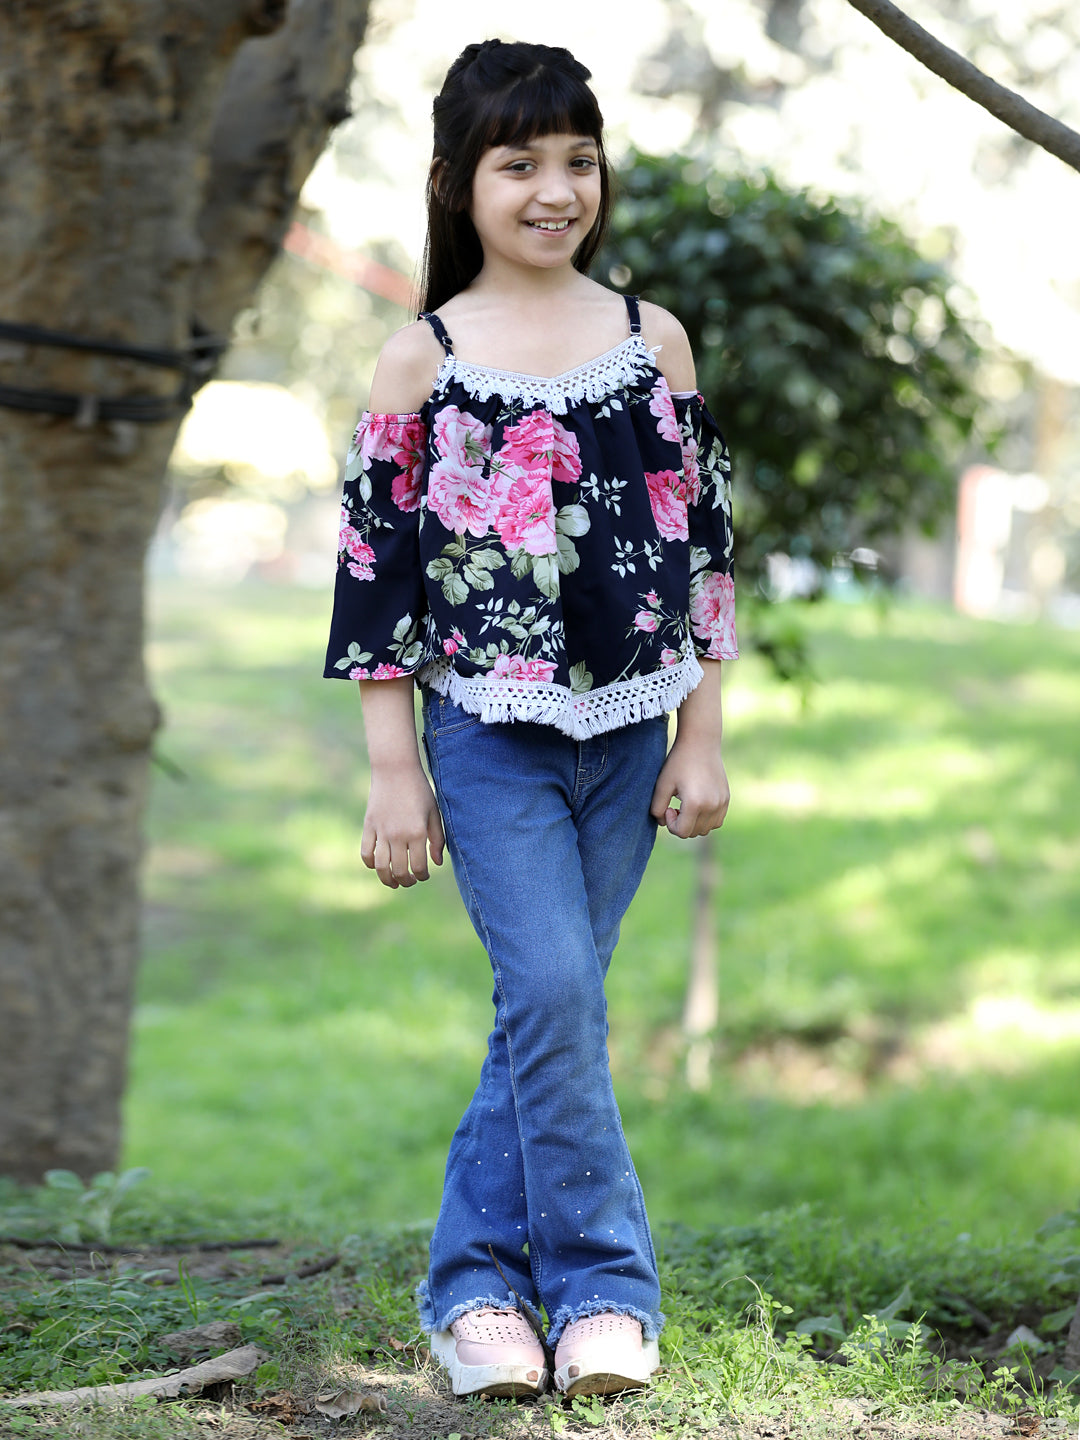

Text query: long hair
(418, 40), (612, 314)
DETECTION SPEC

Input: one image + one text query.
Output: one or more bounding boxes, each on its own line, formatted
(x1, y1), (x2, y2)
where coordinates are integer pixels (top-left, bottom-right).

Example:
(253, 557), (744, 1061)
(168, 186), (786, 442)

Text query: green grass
(128, 580), (1080, 1242)
(6, 578), (1080, 1440)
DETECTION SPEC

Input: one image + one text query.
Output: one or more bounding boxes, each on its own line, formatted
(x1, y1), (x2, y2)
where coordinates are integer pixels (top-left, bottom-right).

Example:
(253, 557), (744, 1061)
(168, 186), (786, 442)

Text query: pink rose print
(645, 469), (689, 542)
(633, 610), (659, 632)
(443, 628), (466, 655)
(359, 416), (400, 465)
(339, 510), (376, 580)
(433, 405), (490, 463)
(492, 654), (558, 682)
(348, 665), (371, 679)
(690, 572), (739, 658)
(681, 430), (702, 506)
(429, 453), (498, 537)
(493, 468), (557, 555)
(649, 381), (680, 443)
(498, 410), (581, 484)
(371, 663), (408, 679)
(660, 649), (681, 667)
(391, 428), (425, 512)
(646, 590), (660, 606)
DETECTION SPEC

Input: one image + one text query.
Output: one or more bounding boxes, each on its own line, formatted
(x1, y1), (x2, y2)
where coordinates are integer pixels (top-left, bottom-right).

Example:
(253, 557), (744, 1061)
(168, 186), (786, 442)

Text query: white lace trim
(435, 336), (659, 415)
(418, 650), (704, 740)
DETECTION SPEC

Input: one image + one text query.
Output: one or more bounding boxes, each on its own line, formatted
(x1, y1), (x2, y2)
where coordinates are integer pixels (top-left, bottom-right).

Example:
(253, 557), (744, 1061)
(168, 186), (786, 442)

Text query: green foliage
(601, 154), (988, 594)
(34, 1168), (151, 1245)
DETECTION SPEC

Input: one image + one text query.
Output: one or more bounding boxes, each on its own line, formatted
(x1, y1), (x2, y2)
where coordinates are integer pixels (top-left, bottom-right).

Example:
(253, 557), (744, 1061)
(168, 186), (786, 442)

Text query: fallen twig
(0, 1236), (280, 1254)
(1, 1343), (267, 1408)
(259, 1254), (340, 1286)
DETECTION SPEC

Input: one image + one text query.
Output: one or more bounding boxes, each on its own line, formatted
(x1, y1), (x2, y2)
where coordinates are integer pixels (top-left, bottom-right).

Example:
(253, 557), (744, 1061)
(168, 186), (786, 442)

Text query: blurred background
(131, 0), (1080, 1245)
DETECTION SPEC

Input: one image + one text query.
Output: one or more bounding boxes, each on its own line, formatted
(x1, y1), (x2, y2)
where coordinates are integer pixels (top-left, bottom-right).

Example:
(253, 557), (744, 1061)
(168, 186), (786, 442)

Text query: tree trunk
(0, 0), (369, 1183)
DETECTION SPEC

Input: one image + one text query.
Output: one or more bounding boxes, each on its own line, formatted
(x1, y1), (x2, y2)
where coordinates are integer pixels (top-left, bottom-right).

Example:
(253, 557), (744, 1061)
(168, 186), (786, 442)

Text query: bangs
(472, 68), (604, 154)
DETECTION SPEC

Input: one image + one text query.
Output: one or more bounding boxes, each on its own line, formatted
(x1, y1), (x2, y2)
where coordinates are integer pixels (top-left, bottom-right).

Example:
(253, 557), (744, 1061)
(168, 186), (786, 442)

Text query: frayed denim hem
(415, 1278), (520, 1336)
(546, 1299), (664, 1347)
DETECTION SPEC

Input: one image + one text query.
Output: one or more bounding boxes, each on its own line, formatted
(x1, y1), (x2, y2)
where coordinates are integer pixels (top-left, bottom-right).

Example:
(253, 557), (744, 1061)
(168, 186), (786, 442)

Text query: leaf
(462, 563), (495, 591)
(556, 532), (580, 575)
(689, 545), (712, 574)
(314, 1389), (386, 1419)
(569, 662), (593, 695)
(442, 574), (469, 606)
(555, 503), (590, 538)
(532, 554), (560, 599)
(875, 1283), (913, 1323)
(43, 1171), (84, 1193)
(426, 557), (453, 581)
(400, 642), (424, 667)
(391, 614), (415, 643)
(509, 548), (532, 580)
(470, 547), (506, 571)
(111, 1166), (151, 1201)
(795, 1314), (847, 1340)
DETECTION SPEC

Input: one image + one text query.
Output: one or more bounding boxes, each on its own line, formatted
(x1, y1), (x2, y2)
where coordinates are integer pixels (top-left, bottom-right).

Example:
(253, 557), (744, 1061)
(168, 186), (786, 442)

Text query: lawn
(127, 580), (1080, 1244)
(3, 580), (1080, 1436)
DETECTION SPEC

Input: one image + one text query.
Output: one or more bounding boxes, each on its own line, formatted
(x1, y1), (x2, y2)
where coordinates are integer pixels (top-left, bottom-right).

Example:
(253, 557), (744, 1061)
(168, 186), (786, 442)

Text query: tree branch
(194, 0), (372, 336)
(844, 0), (1080, 175)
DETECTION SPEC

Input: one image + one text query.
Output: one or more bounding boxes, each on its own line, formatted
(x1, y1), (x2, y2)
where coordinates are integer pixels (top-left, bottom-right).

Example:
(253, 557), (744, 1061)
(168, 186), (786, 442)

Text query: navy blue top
(324, 295), (736, 738)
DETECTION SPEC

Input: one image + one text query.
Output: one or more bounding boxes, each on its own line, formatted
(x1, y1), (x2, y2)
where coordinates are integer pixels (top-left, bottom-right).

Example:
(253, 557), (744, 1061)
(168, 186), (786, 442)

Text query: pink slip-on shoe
(430, 1306), (548, 1397)
(553, 1312), (660, 1397)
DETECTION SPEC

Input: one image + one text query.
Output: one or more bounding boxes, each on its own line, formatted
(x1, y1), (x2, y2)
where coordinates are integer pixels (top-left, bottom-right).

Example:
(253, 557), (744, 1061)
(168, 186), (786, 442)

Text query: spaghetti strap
(419, 310), (455, 357)
(623, 294), (642, 336)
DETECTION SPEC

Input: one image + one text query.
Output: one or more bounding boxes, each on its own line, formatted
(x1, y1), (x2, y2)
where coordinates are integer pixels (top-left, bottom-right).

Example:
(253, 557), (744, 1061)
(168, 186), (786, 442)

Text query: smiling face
(468, 132), (603, 276)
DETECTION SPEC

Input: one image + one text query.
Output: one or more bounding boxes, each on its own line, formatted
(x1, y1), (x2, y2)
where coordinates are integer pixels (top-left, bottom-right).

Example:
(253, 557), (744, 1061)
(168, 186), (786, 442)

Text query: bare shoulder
(367, 320), (445, 415)
(639, 301), (697, 393)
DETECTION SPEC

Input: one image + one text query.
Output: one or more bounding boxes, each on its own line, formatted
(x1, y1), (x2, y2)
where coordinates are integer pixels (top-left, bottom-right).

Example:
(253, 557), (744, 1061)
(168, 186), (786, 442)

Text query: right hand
(361, 763), (445, 888)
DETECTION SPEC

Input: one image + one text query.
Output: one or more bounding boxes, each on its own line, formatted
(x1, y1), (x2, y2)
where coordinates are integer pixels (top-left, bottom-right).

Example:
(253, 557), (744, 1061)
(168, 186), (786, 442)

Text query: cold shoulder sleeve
(675, 393), (739, 661)
(323, 412), (428, 680)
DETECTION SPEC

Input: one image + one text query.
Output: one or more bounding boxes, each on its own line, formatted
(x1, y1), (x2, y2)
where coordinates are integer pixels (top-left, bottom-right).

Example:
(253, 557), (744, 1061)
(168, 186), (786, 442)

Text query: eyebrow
(498, 136), (598, 154)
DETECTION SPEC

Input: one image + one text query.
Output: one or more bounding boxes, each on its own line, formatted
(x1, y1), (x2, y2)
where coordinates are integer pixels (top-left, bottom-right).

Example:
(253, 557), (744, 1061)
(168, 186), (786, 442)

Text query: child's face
(469, 131), (602, 275)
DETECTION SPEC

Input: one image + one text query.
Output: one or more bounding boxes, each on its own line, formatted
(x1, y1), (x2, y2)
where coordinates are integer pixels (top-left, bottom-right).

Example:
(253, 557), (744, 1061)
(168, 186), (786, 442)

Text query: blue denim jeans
(415, 688), (669, 1345)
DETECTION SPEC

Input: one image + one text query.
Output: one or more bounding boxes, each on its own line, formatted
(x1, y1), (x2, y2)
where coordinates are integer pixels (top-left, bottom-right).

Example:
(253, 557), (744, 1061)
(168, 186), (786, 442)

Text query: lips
(525, 218), (573, 232)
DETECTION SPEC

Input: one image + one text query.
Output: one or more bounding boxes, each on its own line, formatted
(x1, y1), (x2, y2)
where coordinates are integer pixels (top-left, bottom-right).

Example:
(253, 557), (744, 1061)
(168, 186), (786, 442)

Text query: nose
(535, 164), (575, 208)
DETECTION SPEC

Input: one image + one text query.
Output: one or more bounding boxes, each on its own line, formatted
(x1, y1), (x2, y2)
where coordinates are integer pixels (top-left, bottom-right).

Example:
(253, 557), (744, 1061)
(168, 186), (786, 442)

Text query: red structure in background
(283, 222), (415, 310)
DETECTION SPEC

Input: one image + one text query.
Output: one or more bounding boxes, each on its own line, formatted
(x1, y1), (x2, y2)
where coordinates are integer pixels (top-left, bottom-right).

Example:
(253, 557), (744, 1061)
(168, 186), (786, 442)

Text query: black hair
(418, 39), (612, 313)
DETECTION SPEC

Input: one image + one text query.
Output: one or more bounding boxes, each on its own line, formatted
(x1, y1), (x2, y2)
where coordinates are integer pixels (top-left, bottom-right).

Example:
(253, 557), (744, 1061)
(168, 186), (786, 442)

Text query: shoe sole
(554, 1337), (660, 1398)
(430, 1329), (548, 1398)
(561, 1369), (650, 1398)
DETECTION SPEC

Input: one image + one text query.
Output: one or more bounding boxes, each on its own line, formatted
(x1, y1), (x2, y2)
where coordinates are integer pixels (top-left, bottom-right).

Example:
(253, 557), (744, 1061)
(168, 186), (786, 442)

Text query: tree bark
(0, 0), (369, 1184)
(844, 0), (1080, 175)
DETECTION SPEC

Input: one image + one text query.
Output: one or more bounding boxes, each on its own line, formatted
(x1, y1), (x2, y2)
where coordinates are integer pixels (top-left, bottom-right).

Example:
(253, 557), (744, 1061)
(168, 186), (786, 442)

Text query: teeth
(529, 220), (571, 231)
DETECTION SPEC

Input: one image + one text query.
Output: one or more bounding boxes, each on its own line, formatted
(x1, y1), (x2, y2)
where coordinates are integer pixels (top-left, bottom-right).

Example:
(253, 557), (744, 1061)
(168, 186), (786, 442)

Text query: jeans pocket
(428, 691), (484, 738)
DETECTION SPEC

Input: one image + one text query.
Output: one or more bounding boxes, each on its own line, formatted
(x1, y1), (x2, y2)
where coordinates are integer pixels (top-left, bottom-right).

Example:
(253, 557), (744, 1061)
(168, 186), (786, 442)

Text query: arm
(358, 677), (445, 888)
(641, 301), (734, 838)
(344, 321), (448, 889)
(650, 660), (730, 838)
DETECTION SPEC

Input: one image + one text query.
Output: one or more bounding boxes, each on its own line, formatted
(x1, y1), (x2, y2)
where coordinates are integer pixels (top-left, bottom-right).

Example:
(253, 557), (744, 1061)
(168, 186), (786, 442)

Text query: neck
(467, 255), (592, 307)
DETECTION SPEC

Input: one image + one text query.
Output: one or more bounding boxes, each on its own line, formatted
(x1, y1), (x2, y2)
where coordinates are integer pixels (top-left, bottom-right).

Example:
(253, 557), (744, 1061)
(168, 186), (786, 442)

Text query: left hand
(649, 736), (730, 838)
(650, 658), (729, 838)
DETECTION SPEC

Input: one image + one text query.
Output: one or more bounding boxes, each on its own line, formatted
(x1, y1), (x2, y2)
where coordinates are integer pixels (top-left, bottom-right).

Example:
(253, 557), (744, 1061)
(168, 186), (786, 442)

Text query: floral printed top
(323, 294), (737, 739)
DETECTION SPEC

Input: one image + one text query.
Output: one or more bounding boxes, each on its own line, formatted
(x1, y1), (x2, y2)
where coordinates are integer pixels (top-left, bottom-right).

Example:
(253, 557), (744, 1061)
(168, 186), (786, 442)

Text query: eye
(570, 156), (597, 171)
(505, 159), (534, 174)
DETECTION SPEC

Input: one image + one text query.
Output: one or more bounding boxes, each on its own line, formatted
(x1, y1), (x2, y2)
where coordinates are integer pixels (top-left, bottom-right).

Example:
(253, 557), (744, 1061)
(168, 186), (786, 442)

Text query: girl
(324, 39), (737, 1401)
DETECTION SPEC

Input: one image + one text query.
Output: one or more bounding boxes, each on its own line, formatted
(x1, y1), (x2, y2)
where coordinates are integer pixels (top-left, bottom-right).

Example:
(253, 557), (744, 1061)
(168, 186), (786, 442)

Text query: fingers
(656, 786), (730, 838)
(361, 817), (444, 889)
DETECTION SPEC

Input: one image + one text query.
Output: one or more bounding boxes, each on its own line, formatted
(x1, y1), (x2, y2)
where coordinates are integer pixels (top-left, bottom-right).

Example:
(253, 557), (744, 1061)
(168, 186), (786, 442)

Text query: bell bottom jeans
(416, 688), (669, 1345)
